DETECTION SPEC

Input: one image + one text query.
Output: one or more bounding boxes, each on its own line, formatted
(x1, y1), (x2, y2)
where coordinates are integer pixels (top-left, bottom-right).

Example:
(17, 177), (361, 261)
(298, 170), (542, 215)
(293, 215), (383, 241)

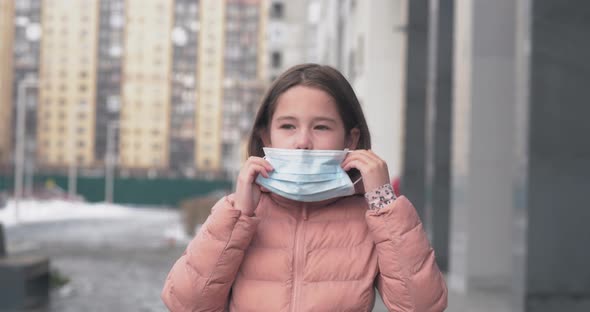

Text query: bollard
(0, 255), (50, 310)
(0, 223), (5, 257)
(0, 222), (51, 310)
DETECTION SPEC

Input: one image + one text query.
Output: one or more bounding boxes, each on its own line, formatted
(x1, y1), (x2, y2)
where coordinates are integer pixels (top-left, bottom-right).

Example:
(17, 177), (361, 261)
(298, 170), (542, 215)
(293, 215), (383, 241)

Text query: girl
(161, 64), (447, 312)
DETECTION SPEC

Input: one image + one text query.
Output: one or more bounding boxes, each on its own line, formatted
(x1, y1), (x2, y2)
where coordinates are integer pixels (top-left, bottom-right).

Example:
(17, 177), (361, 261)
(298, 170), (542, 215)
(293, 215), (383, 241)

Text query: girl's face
(263, 85), (359, 150)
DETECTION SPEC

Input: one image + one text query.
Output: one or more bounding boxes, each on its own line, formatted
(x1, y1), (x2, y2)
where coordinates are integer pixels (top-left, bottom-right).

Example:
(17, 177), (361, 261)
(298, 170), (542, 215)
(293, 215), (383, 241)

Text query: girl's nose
(294, 130), (312, 150)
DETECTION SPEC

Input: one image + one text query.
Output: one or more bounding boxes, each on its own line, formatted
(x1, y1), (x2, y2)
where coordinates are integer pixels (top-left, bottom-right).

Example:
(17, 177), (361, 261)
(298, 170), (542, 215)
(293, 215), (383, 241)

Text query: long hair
(247, 64), (371, 157)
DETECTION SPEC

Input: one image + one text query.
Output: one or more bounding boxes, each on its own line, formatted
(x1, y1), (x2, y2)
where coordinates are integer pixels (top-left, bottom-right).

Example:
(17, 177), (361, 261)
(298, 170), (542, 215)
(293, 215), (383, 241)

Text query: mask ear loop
(343, 149), (362, 185)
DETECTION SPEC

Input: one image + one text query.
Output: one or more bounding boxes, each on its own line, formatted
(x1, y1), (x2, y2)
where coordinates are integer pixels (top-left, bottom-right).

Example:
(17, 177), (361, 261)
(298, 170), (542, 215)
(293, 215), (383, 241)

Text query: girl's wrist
(364, 183), (396, 210)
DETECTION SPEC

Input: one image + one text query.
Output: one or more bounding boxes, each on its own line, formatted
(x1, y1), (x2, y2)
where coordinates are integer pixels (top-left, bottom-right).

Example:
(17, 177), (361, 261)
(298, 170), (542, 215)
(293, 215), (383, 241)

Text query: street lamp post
(67, 106), (78, 199)
(13, 77), (37, 223)
(24, 141), (35, 198)
(104, 121), (119, 203)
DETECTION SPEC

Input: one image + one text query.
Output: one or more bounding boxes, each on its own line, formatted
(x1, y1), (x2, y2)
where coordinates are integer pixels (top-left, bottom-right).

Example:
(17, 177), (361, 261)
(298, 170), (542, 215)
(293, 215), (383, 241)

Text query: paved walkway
(5, 207), (509, 312)
(6, 208), (183, 312)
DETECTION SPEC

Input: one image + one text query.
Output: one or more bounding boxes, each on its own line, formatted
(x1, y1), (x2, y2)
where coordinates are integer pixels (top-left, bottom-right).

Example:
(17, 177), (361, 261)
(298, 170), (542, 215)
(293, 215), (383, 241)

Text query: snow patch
(0, 199), (136, 227)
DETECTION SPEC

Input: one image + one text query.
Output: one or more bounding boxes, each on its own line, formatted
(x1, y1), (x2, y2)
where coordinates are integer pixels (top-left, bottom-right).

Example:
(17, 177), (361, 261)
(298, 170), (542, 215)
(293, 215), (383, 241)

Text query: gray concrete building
(309, 0), (590, 311)
(402, 0), (590, 311)
(266, 0), (308, 82)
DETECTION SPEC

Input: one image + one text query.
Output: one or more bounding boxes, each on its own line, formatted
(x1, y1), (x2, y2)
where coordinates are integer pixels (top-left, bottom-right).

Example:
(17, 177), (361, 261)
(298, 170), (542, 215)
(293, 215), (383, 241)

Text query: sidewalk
(3, 200), (512, 312)
(371, 286), (511, 312)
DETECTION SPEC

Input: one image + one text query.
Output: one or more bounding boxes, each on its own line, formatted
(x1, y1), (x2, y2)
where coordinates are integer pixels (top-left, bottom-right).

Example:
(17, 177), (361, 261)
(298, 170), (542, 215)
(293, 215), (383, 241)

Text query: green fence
(0, 174), (232, 207)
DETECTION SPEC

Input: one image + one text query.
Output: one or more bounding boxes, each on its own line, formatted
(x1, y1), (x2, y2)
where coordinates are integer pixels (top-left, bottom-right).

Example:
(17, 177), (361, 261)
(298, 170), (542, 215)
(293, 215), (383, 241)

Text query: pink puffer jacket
(161, 193), (447, 312)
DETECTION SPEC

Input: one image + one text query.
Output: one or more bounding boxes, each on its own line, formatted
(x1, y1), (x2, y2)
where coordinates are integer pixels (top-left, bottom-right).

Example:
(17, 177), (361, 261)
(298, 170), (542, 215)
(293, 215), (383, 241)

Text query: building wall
(267, 0), (308, 81)
(221, 0), (267, 179)
(0, 0), (15, 165)
(96, 0), (125, 165)
(170, 0), (199, 177)
(11, 0), (41, 176)
(346, 0), (406, 177)
(257, 0), (269, 82)
(195, 0), (225, 173)
(312, 0), (406, 177)
(120, 0), (173, 169)
(38, 0), (99, 167)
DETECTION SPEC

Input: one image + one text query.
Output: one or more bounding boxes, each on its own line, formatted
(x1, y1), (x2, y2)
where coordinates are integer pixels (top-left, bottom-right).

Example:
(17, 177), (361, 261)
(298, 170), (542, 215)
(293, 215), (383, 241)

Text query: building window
(271, 51), (282, 69)
(271, 2), (284, 19)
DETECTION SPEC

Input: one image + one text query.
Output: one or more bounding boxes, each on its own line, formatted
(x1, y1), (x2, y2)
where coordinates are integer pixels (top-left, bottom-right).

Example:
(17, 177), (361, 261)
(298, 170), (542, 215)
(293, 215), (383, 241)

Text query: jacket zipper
(291, 204), (307, 312)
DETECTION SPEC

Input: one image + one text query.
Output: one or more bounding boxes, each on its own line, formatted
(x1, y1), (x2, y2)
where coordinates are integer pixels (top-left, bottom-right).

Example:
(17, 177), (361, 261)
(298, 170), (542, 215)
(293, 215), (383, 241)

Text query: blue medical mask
(255, 147), (361, 202)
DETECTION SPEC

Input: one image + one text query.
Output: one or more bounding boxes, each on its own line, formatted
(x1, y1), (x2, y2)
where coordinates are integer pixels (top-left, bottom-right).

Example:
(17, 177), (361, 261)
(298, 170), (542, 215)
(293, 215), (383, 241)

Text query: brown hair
(247, 64), (371, 157)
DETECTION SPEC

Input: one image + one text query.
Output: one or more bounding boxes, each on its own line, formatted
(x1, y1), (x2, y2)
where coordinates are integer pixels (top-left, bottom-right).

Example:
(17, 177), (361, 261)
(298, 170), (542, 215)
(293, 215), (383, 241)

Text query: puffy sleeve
(161, 195), (260, 312)
(365, 196), (448, 312)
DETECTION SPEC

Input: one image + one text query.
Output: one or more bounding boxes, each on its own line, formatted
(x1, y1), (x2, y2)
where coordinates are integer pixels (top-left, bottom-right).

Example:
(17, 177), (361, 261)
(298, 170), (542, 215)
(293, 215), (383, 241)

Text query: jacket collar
(266, 192), (340, 210)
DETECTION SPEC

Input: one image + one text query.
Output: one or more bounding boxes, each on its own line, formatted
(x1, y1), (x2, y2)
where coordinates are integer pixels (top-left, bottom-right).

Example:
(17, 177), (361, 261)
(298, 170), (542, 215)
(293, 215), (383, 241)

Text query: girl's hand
(341, 150), (390, 194)
(234, 156), (273, 216)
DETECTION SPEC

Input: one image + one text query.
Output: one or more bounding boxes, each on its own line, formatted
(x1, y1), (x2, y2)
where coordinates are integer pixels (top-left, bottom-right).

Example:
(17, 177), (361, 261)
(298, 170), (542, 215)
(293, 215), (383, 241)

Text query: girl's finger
(344, 151), (385, 172)
(249, 164), (270, 178)
(342, 151), (372, 168)
(351, 149), (382, 163)
(248, 157), (274, 172)
(342, 158), (369, 172)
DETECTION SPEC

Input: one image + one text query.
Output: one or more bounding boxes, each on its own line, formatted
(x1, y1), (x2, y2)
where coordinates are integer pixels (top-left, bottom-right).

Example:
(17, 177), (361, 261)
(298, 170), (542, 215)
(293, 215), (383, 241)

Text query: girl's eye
(314, 125), (330, 130)
(280, 124), (295, 130)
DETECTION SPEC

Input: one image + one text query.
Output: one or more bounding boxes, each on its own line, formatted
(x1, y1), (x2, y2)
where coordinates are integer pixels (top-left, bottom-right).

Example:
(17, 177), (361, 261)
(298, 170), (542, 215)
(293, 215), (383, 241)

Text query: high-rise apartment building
(37, 0), (99, 167)
(120, 0), (174, 170)
(173, 0), (268, 178)
(2, 0), (268, 178)
(0, 0), (15, 165)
